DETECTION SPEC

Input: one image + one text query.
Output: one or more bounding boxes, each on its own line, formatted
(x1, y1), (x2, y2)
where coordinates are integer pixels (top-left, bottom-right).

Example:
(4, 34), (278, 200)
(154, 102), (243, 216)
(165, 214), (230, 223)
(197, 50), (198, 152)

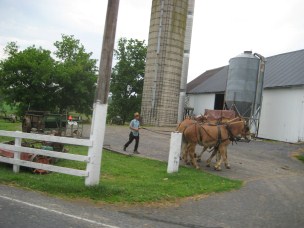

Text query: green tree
(0, 35), (98, 116)
(108, 38), (147, 124)
(4, 41), (18, 56)
(0, 90), (5, 114)
(54, 34), (97, 115)
(0, 43), (58, 115)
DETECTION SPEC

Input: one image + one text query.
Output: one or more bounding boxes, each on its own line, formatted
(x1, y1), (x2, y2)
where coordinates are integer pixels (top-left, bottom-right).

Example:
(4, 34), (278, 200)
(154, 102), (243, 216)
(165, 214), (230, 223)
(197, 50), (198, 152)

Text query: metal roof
(186, 66), (225, 92)
(263, 49), (304, 88)
(187, 49), (304, 94)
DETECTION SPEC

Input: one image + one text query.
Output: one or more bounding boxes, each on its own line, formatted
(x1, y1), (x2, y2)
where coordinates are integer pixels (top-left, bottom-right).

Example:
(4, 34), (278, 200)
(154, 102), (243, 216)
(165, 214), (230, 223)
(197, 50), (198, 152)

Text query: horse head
(242, 119), (251, 142)
(226, 117), (251, 142)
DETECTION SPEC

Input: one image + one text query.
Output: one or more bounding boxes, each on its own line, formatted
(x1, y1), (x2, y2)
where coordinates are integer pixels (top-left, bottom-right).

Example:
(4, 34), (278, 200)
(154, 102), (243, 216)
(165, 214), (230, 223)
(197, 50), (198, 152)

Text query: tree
(4, 41), (18, 56)
(108, 38), (147, 123)
(0, 35), (98, 116)
(0, 43), (58, 115)
(0, 90), (5, 114)
(54, 34), (97, 115)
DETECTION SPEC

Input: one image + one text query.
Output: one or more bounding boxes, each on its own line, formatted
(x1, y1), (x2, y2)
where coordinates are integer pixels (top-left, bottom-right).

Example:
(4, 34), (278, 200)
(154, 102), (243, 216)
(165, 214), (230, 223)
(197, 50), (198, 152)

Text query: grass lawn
(0, 120), (22, 142)
(296, 154), (304, 163)
(0, 120), (242, 204)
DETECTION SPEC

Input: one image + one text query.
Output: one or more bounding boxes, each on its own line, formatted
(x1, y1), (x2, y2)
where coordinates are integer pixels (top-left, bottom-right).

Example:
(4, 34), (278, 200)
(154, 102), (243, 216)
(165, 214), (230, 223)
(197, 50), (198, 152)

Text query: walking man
(123, 112), (140, 154)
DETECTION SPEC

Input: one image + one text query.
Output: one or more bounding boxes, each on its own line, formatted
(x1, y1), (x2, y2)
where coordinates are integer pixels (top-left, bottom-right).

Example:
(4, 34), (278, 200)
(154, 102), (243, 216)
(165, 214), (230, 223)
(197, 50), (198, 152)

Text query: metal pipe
(156, 0), (164, 54)
(152, 0), (164, 110)
(177, 0), (195, 122)
(251, 52), (266, 136)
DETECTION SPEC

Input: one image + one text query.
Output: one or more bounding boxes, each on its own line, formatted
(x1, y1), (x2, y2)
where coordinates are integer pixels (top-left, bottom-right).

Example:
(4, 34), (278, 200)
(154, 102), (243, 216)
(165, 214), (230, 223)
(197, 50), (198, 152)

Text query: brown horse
(181, 117), (251, 170)
(176, 115), (207, 163)
(177, 112), (237, 165)
(195, 115), (237, 163)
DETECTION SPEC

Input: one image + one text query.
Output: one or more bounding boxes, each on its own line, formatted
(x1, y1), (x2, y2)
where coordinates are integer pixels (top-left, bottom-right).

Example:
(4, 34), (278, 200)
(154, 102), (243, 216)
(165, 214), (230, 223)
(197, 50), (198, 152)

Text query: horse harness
(195, 122), (238, 149)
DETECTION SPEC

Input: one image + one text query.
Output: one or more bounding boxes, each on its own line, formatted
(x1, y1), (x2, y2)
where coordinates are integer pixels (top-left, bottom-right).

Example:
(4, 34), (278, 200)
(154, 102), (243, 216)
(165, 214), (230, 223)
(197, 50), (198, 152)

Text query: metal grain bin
(225, 51), (265, 118)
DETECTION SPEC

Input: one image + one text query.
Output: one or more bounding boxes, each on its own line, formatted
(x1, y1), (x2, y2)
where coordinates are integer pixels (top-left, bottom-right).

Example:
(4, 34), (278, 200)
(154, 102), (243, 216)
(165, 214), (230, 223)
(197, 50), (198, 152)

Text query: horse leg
(189, 144), (200, 169)
(197, 147), (207, 162)
(186, 143), (194, 165)
(206, 148), (216, 167)
(181, 141), (189, 164)
(215, 149), (220, 162)
(214, 146), (225, 171)
(223, 147), (230, 169)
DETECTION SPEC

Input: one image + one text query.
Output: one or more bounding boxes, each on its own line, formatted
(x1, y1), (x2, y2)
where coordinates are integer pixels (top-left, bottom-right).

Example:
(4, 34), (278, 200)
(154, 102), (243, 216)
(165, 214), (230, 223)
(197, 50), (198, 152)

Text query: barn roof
(186, 66), (225, 92)
(187, 49), (304, 94)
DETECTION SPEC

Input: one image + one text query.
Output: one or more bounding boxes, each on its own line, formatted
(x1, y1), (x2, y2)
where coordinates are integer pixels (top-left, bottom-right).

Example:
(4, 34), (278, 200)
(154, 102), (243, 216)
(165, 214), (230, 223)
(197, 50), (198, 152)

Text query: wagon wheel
(32, 155), (51, 174)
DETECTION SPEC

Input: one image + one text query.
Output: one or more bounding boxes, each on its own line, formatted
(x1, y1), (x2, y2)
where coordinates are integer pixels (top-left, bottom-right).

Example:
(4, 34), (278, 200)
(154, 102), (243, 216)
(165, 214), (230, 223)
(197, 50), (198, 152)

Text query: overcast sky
(1, 0), (304, 82)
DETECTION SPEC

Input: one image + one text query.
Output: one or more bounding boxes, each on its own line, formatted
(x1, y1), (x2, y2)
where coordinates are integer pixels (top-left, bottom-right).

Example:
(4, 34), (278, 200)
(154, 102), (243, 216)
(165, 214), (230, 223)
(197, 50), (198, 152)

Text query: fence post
(85, 102), (107, 186)
(13, 133), (22, 173)
(167, 132), (182, 173)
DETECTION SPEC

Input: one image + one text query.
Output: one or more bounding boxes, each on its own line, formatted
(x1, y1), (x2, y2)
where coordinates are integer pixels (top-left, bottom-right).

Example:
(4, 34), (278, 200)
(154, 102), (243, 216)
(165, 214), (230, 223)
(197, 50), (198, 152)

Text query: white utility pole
(85, 0), (120, 186)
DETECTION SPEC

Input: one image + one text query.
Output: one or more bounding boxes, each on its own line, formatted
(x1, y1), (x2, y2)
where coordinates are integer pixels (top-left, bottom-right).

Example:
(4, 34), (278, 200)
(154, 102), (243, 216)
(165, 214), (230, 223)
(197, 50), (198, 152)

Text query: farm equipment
(110, 115), (123, 125)
(1, 110), (84, 174)
(0, 111), (83, 174)
(204, 109), (236, 124)
(0, 139), (65, 174)
(22, 110), (83, 137)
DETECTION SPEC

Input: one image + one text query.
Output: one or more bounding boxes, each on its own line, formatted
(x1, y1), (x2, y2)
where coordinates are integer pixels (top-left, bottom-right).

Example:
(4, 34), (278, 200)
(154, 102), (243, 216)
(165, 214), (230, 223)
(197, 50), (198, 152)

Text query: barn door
(214, 94), (224, 110)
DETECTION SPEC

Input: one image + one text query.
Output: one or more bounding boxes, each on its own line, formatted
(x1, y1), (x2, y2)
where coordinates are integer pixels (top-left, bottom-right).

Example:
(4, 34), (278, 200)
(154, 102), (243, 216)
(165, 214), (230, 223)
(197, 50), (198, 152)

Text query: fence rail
(0, 156), (88, 177)
(0, 130), (93, 181)
(0, 130), (92, 146)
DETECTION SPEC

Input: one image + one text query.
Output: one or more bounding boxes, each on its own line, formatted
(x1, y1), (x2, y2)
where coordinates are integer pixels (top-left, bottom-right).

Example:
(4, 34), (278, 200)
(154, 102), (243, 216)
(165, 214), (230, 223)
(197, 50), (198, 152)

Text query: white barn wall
(188, 93), (215, 115)
(258, 86), (304, 143)
(188, 86), (304, 143)
(299, 95), (304, 141)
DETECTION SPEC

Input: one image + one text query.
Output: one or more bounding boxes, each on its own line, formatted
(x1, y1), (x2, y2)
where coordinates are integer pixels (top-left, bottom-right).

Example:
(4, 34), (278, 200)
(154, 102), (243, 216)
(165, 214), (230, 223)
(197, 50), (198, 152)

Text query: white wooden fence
(0, 130), (94, 184)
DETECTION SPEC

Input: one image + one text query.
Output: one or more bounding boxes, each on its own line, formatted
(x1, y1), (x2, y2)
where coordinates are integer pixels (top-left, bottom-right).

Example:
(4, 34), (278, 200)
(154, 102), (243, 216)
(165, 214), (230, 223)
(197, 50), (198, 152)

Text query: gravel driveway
(1, 124), (303, 228)
(99, 125), (304, 228)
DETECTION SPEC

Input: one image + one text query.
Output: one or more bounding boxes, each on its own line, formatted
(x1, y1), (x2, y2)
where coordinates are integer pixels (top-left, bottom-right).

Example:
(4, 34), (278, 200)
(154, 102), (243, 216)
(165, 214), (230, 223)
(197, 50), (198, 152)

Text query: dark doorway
(214, 94), (225, 110)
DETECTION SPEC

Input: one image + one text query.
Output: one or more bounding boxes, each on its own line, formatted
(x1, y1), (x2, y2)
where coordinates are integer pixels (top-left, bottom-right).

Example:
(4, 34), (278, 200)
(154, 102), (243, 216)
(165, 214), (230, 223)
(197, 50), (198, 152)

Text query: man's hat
(134, 112), (140, 117)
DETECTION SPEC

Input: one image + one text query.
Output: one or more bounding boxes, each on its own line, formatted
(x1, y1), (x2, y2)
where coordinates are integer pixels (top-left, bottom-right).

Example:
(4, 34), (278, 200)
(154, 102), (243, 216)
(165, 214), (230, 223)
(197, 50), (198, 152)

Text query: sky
(1, 0), (304, 82)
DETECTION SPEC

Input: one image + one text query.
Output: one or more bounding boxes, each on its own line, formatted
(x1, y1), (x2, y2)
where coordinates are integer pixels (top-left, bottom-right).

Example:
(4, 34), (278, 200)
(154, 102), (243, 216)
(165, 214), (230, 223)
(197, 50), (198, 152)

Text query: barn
(186, 49), (304, 143)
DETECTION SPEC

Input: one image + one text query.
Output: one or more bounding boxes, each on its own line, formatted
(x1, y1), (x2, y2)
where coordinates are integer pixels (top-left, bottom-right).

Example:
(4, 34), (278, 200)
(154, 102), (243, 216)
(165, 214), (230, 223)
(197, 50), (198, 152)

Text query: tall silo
(225, 51), (266, 135)
(141, 0), (189, 126)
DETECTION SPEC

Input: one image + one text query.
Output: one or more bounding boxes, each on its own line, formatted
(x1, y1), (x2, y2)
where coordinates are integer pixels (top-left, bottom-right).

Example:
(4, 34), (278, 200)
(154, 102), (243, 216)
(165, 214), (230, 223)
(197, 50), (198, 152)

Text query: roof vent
(244, 51), (252, 54)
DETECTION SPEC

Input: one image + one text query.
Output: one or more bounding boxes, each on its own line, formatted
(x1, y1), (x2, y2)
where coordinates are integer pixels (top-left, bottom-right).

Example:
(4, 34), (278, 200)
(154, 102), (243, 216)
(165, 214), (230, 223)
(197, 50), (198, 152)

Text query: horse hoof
(186, 161), (191, 165)
(225, 165), (231, 169)
(206, 163), (210, 167)
(196, 166), (200, 170)
(214, 166), (221, 171)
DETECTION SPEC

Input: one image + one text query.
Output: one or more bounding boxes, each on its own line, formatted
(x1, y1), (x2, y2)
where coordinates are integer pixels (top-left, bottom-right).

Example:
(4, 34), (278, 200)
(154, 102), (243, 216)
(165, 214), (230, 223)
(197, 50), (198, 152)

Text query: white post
(13, 134), (22, 173)
(85, 102), (107, 186)
(167, 132), (182, 173)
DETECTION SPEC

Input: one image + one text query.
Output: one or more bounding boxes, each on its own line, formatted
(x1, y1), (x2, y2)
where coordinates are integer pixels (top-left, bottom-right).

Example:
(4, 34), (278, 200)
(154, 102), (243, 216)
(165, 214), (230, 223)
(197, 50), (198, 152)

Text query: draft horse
(181, 117), (251, 170)
(176, 114), (207, 163)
